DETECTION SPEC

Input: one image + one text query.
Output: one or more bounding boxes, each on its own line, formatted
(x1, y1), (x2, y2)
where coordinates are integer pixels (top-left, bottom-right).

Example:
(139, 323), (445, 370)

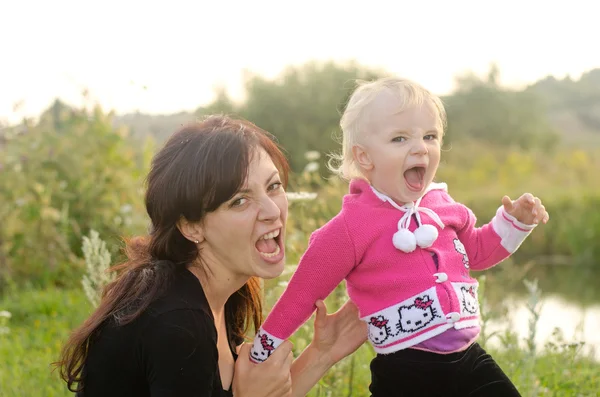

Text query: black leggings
(369, 343), (522, 397)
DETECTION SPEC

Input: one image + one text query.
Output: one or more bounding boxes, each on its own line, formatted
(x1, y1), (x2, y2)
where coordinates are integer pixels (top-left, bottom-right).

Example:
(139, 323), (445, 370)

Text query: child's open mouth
(404, 166), (426, 192)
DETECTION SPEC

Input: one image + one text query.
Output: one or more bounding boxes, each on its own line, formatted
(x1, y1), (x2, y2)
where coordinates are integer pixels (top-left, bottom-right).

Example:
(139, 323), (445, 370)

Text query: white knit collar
(370, 182), (448, 207)
(369, 182), (447, 253)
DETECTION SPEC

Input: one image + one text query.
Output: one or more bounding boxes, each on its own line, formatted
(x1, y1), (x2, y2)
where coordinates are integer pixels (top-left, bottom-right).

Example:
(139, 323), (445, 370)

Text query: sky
(1, 0), (599, 125)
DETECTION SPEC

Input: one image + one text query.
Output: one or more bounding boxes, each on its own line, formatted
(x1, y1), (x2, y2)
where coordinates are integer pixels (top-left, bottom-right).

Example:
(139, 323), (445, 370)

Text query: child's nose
(410, 138), (428, 155)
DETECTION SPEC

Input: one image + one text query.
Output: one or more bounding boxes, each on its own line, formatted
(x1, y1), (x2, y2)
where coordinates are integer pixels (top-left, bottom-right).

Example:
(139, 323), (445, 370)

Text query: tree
(238, 60), (385, 172)
(527, 68), (600, 135)
(195, 86), (237, 117)
(0, 101), (149, 288)
(444, 65), (560, 150)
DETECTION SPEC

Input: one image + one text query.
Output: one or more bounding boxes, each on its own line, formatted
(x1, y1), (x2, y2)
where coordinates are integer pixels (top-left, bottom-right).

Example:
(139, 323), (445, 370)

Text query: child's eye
(424, 133), (439, 140)
(391, 136), (406, 143)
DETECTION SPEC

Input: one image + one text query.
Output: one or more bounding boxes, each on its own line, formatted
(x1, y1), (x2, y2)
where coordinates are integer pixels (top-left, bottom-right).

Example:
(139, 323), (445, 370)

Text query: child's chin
(400, 190), (423, 203)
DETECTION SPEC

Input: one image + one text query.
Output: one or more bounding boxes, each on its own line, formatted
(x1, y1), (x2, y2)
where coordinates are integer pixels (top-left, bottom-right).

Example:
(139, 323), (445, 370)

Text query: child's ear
(352, 144), (374, 171)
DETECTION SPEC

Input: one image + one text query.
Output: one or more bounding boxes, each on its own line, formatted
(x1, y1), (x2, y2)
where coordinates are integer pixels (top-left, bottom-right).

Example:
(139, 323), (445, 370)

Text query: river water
(481, 265), (600, 361)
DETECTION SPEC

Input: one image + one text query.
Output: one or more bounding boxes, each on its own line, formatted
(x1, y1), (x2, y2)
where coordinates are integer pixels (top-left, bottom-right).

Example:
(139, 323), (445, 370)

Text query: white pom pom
(414, 224), (439, 248)
(393, 229), (417, 253)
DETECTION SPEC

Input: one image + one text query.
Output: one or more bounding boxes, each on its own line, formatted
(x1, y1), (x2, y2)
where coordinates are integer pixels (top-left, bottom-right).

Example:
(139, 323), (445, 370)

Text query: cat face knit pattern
(250, 179), (536, 362)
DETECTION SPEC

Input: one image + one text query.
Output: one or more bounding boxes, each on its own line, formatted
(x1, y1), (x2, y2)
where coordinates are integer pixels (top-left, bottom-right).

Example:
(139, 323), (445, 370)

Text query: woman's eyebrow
(237, 170), (279, 194)
(264, 170), (279, 185)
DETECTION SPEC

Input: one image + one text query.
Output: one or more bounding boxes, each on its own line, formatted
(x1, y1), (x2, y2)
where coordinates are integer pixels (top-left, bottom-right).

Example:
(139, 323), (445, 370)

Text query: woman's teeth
(256, 229), (281, 257)
(260, 244), (281, 258)
(261, 229), (280, 240)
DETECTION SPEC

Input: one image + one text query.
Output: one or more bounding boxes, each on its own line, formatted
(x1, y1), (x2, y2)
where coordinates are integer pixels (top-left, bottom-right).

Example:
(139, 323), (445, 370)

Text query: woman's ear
(352, 144), (374, 172)
(177, 217), (204, 244)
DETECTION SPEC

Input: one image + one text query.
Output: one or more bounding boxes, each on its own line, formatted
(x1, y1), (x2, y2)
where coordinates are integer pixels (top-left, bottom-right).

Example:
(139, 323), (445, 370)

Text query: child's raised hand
(502, 193), (549, 225)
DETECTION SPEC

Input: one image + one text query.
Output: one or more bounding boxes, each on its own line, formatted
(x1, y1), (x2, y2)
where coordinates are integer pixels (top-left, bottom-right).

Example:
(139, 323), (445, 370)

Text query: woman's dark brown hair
(56, 115), (290, 392)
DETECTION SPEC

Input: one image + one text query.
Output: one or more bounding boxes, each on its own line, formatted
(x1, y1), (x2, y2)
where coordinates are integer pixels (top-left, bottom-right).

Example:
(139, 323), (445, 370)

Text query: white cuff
(491, 206), (536, 253)
(249, 328), (285, 363)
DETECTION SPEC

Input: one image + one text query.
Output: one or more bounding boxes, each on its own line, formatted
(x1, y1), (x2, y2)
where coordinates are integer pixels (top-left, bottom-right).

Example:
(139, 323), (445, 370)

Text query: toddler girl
(251, 77), (549, 396)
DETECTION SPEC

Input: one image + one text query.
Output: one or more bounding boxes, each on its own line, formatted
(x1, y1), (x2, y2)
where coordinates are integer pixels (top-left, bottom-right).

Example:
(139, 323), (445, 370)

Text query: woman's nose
(258, 196), (281, 222)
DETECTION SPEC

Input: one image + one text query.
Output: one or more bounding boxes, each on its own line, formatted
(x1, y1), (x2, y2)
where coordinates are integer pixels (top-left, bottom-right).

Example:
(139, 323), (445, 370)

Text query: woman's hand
(233, 340), (294, 397)
(310, 299), (367, 367)
(288, 299), (367, 397)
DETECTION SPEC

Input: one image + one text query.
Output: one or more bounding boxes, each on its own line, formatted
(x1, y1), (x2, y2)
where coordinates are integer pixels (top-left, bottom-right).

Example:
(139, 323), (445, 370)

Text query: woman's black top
(77, 266), (238, 397)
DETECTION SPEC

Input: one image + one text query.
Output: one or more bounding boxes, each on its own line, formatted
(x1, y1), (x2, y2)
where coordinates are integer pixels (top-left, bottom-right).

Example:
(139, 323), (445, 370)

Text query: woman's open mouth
(255, 228), (284, 262)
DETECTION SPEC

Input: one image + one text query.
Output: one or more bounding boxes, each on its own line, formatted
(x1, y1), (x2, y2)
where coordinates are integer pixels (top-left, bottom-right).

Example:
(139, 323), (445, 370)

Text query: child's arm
(250, 216), (357, 363)
(452, 193), (547, 271)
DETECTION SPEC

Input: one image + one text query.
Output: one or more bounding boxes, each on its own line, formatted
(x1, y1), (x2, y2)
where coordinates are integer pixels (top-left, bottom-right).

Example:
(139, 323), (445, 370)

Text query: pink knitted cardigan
(249, 179), (536, 363)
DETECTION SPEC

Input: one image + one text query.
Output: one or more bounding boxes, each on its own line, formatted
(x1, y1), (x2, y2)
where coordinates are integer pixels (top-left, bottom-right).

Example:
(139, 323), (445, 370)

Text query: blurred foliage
(0, 101), (152, 289)
(115, 61), (600, 173)
(526, 68), (600, 143)
(236, 61), (384, 171)
(443, 64), (560, 150)
(1, 59), (599, 396)
(0, 60), (598, 297)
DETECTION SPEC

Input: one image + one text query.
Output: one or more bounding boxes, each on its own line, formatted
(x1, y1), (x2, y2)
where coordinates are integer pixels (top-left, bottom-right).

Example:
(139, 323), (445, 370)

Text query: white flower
(0, 310), (11, 319)
(303, 162), (319, 173)
(286, 192), (317, 201)
(304, 151), (321, 161)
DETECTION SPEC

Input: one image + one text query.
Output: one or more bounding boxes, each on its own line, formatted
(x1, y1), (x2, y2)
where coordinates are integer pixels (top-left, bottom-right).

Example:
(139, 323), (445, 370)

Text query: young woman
(57, 115), (367, 396)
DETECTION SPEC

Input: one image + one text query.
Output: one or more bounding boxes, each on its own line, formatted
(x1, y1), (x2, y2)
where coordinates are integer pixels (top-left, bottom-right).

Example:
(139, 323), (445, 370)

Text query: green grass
(1, 282), (599, 396)
(0, 288), (93, 397)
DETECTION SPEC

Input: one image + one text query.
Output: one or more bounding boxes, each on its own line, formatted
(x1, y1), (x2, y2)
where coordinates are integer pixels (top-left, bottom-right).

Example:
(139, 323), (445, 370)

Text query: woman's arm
(290, 343), (333, 397)
(290, 300), (367, 397)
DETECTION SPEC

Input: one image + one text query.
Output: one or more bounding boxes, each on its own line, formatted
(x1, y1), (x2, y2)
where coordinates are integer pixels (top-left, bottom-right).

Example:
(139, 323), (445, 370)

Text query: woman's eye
(268, 182), (282, 191)
(231, 197), (248, 207)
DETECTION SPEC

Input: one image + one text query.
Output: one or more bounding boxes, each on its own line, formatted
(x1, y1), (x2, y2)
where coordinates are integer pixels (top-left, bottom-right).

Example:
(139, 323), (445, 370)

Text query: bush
(0, 102), (152, 290)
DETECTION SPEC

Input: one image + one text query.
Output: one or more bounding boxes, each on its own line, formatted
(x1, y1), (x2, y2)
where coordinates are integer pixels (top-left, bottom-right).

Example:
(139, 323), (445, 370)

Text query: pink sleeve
(455, 203), (537, 271)
(249, 216), (357, 363)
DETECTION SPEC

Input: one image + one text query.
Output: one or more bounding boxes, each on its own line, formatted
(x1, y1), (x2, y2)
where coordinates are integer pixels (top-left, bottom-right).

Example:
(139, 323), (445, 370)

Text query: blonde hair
(328, 76), (447, 180)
